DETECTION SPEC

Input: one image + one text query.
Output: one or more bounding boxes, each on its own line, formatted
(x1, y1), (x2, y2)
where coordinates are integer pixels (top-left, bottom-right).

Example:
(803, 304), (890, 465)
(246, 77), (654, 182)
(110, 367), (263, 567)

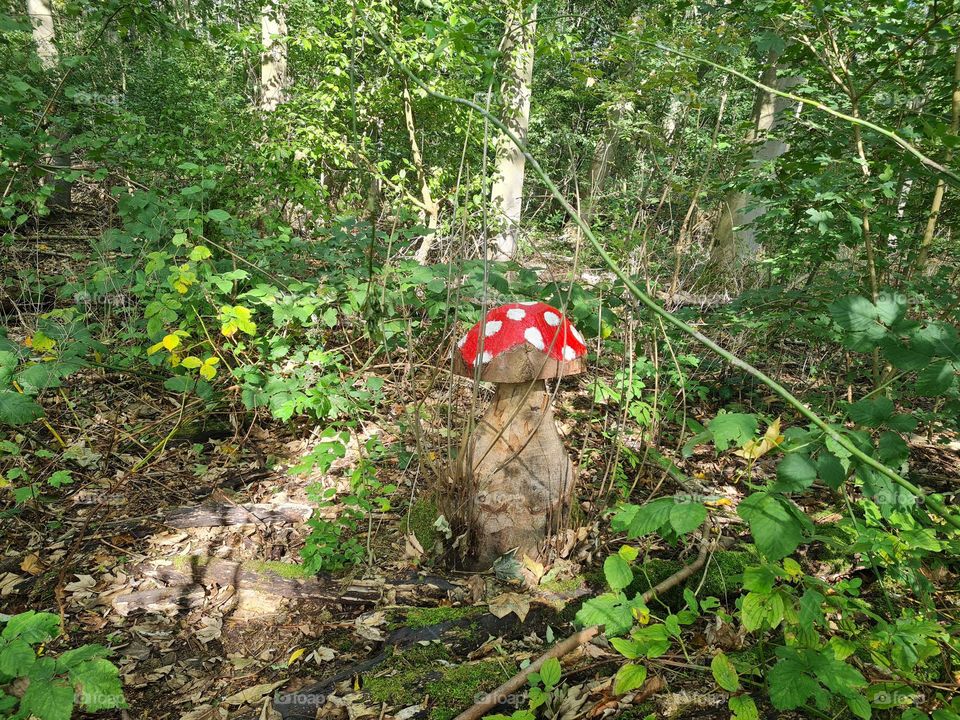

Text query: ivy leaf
(711, 652), (741, 691)
(604, 555), (633, 592)
(737, 492), (806, 559)
(613, 663), (647, 695)
(771, 454), (817, 493)
(708, 413), (758, 450)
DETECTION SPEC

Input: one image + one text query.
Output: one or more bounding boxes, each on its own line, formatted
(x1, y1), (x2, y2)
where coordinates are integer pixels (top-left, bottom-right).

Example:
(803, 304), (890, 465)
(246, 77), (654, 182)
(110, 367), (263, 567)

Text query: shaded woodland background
(1, 1), (960, 719)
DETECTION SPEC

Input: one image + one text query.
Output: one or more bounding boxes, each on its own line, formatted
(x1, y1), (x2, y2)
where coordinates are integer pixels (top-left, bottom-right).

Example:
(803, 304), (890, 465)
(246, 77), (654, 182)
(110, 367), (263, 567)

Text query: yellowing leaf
(287, 647), (306, 666)
(28, 332), (56, 353)
(147, 341), (165, 355)
(174, 281), (189, 294)
(199, 362), (217, 380)
(733, 417), (784, 459)
(180, 356), (203, 369)
(162, 334), (181, 351)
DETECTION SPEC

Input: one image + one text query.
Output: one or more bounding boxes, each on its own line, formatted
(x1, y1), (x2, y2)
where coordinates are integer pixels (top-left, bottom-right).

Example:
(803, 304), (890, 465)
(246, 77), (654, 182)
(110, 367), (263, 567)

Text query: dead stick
(453, 626), (600, 720)
(453, 520), (723, 720)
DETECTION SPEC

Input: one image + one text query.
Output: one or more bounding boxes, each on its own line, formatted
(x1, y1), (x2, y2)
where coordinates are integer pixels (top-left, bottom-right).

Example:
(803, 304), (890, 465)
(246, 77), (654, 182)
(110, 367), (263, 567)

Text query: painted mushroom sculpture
(453, 301), (587, 566)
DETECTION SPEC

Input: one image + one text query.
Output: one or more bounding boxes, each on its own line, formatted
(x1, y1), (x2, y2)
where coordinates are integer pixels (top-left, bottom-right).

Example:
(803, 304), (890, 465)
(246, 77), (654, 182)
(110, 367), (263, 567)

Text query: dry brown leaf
(224, 680), (285, 706)
(488, 591), (530, 622)
(20, 553), (44, 575)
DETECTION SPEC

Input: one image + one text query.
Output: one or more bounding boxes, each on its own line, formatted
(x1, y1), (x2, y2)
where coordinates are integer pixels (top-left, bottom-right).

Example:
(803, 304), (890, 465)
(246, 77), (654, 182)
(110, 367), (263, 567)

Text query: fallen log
(163, 502), (313, 528)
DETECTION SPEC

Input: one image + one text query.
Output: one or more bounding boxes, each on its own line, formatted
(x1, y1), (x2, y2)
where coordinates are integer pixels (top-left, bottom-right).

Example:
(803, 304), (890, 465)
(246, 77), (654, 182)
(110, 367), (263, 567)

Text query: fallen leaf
(311, 647), (336, 664)
(64, 574), (96, 592)
(20, 554), (44, 575)
(488, 592), (530, 622)
(179, 705), (228, 720)
(287, 647), (306, 666)
(405, 533), (424, 562)
(466, 574), (486, 604)
(224, 681), (285, 706)
(0, 572), (23, 596)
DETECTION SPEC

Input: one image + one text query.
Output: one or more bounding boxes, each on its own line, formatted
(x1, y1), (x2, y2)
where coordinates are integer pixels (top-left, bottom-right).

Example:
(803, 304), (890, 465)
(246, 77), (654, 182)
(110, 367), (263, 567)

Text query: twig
(454, 521), (723, 720)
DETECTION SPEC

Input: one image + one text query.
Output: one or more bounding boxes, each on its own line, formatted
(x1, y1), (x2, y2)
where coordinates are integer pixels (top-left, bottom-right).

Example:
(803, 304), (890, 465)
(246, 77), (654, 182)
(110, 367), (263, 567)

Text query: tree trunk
(463, 379), (574, 566)
(404, 83), (440, 264)
(711, 56), (798, 274)
(572, 99), (633, 231)
(916, 42), (960, 275)
(260, 1), (288, 111)
(488, 1), (537, 261)
(27, 0), (71, 209)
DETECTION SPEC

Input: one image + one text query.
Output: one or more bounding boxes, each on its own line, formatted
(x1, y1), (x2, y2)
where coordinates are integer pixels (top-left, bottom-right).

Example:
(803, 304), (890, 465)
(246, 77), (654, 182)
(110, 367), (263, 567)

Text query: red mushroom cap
(455, 302), (587, 372)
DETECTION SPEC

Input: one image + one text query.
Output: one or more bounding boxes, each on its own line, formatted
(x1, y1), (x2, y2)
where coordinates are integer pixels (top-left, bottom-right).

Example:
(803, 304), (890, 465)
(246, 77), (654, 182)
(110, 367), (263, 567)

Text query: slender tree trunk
(575, 99), (633, 229)
(489, 1), (537, 261)
(916, 42), (960, 274)
(710, 55), (797, 275)
(260, 2), (288, 111)
(404, 83), (440, 264)
(28, 0), (71, 209)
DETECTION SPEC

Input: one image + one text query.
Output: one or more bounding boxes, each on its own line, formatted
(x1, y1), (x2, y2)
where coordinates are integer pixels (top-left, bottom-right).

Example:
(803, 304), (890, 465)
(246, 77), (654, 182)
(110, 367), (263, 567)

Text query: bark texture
(463, 379), (574, 565)
(489, 1), (537, 261)
(28, 0), (71, 208)
(260, 1), (288, 111)
(711, 57), (800, 273)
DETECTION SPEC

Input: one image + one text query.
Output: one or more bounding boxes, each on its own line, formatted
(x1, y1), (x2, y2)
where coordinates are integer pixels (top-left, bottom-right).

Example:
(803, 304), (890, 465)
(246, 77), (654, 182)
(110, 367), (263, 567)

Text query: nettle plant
(0, 611), (125, 719)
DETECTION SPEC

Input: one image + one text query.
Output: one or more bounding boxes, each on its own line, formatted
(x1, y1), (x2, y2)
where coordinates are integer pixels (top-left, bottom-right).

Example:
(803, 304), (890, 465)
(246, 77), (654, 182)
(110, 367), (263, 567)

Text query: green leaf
(538, 657), (561, 689)
(771, 454), (817, 493)
(0, 390), (44, 426)
(829, 296), (886, 350)
(1, 611), (60, 643)
(847, 397), (895, 427)
(741, 565), (777, 593)
(729, 695), (759, 720)
(737, 492), (805, 560)
(767, 660), (816, 709)
(575, 593), (634, 637)
(616, 498), (673, 538)
(20, 680), (74, 720)
(846, 694), (872, 719)
(0, 638), (35, 676)
(188, 245), (212, 261)
(613, 663), (647, 695)
(711, 652), (740, 691)
(604, 554), (634, 592)
(206, 208), (231, 222)
(669, 501), (707, 535)
(916, 361), (957, 396)
(707, 413), (758, 450)
(741, 590), (786, 631)
(815, 451), (846, 490)
(71, 658), (124, 710)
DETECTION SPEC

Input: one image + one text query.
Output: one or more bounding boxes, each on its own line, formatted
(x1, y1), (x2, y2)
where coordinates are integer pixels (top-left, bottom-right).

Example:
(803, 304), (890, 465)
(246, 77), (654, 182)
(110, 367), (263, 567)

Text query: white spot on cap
(519, 301), (538, 306)
(562, 345), (577, 360)
(524, 327), (545, 350)
(506, 308), (526, 321)
(484, 320), (502, 337)
(480, 351), (493, 364)
(457, 334), (468, 348)
(543, 311), (561, 327)
(571, 326), (585, 345)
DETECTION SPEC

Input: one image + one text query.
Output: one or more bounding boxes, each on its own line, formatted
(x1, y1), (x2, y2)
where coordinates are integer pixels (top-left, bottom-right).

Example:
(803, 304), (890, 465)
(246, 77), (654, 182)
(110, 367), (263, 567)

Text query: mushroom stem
(466, 379), (575, 565)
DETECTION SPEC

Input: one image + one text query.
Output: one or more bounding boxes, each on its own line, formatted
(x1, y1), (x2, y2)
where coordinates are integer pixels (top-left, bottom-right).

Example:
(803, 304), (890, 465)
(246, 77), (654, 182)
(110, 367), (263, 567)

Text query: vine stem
(363, 22), (960, 533)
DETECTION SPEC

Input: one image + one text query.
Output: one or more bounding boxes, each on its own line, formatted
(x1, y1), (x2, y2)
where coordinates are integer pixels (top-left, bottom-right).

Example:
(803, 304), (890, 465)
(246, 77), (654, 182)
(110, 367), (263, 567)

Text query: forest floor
(3, 209), (960, 720)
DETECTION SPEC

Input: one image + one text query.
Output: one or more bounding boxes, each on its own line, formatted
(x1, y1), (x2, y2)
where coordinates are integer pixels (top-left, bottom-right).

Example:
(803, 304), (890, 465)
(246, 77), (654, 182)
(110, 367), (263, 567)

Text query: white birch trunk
(260, 2), (288, 111)
(28, 0), (70, 208)
(489, 1), (537, 261)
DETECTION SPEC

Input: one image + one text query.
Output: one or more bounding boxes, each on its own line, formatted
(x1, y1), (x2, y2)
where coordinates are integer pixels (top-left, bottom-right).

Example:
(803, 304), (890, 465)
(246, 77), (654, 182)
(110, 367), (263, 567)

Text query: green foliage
(0, 611), (125, 719)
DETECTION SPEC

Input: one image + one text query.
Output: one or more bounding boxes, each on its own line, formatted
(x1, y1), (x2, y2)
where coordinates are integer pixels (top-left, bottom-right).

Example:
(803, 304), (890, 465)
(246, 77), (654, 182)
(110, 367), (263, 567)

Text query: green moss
(365, 644), (514, 720)
(540, 574), (587, 594)
(407, 497), (440, 550)
(246, 559), (314, 579)
(625, 550), (753, 607)
(396, 605), (484, 630)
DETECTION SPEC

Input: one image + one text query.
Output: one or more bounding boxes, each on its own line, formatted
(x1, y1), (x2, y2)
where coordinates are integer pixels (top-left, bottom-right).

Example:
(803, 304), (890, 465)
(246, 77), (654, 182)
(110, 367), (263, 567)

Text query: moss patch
(170, 555), (313, 580)
(365, 643), (514, 720)
(625, 551), (753, 606)
(392, 605), (484, 630)
(406, 497), (440, 551)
